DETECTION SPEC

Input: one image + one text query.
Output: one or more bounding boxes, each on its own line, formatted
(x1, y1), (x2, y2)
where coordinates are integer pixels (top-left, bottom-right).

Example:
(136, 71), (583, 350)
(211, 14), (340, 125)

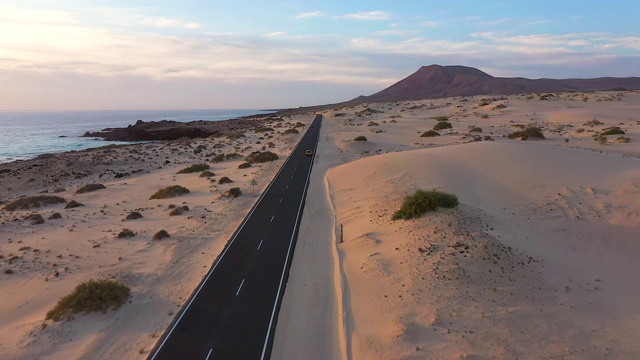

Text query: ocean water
(0, 109), (270, 164)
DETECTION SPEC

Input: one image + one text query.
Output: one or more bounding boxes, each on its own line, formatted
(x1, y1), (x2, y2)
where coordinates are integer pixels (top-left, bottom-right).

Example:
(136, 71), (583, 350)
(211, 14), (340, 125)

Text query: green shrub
(433, 121), (452, 131)
(238, 162), (252, 169)
(420, 130), (440, 137)
(46, 279), (130, 321)
(75, 184), (106, 194)
(392, 189), (459, 220)
(507, 127), (545, 140)
(177, 163), (210, 174)
(433, 116), (449, 121)
(469, 127), (483, 133)
(616, 136), (631, 143)
(224, 187), (242, 198)
(149, 185), (190, 200)
(594, 134), (608, 145)
(64, 200), (84, 209)
(199, 171), (215, 178)
(255, 127), (274, 133)
(584, 118), (603, 126)
(245, 151), (278, 164)
(4, 196), (66, 211)
(601, 126), (625, 136)
(283, 128), (299, 135)
(211, 154), (225, 163)
(354, 136), (368, 141)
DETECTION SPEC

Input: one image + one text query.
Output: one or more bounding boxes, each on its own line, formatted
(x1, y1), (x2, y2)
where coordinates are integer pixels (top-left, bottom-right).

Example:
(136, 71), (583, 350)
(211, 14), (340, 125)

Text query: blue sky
(1, 0), (639, 110)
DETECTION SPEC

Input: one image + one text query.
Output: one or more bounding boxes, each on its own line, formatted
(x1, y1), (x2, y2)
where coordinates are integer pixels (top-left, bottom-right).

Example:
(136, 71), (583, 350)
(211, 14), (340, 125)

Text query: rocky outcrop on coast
(83, 118), (262, 141)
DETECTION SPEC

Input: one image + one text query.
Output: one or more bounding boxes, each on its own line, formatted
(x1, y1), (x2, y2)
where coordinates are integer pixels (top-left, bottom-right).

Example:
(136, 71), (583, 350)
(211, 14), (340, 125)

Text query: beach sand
(2, 91), (640, 359)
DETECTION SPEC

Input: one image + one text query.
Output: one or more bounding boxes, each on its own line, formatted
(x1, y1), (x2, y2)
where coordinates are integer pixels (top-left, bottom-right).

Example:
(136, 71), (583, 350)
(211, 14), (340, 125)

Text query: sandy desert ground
(0, 114), (311, 359)
(275, 91), (640, 359)
(1, 91), (640, 359)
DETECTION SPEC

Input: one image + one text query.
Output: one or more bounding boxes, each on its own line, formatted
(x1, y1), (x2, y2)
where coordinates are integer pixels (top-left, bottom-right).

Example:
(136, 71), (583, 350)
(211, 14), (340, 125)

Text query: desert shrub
(75, 184), (106, 194)
(64, 200), (84, 209)
(117, 229), (135, 238)
(469, 127), (483, 133)
(218, 176), (233, 184)
(224, 187), (242, 198)
(433, 121), (452, 131)
(125, 211), (143, 220)
(211, 154), (225, 163)
(152, 230), (170, 240)
(420, 130), (440, 137)
(392, 189), (459, 220)
(4, 196), (66, 211)
(575, 128), (585, 134)
(149, 185), (190, 200)
(334, 113), (346, 117)
(507, 127), (545, 140)
(354, 136), (368, 141)
(594, 134), (608, 145)
(177, 163), (210, 174)
(283, 128), (299, 135)
(46, 279), (130, 321)
(255, 127), (274, 133)
(25, 213), (44, 224)
(616, 136), (631, 143)
(168, 207), (183, 216)
(479, 114), (489, 119)
(433, 116), (449, 121)
(225, 152), (242, 159)
(584, 118), (603, 126)
(199, 170), (215, 178)
(601, 126), (625, 136)
(49, 213), (62, 220)
(245, 151), (278, 164)
(238, 162), (252, 169)
(226, 132), (245, 140)
(367, 121), (379, 126)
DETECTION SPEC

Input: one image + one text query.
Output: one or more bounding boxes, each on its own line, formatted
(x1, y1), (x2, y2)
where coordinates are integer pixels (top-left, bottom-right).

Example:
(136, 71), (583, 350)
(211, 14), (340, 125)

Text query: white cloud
(143, 16), (180, 28)
(185, 23), (201, 29)
(337, 11), (391, 21)
(264, 32), (285, 37)
(293, 11), (326, 19)
(421, 21), (440, 27)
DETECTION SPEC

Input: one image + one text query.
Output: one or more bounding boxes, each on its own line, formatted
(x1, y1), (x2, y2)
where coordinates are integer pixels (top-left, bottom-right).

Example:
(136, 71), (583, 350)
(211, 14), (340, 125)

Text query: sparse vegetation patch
(433, 121), (452, 131)
(149, 185), (190, 200)
(354, 136), (368, 141)
(177, 163), (210, 174)
(46, 279), (130, 322)
(4, 195), (66, 211)
(601, 126), (625, 136)
(75, 184), (106, 194)
(508, 127), (545, 140)
(420, 130), (440, 137)
(245, 151), (278, 164)
(392, 189), (459, 220)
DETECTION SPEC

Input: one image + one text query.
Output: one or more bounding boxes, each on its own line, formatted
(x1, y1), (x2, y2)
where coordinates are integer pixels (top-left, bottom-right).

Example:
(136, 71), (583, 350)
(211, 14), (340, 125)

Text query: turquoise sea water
(0, 109), (269, 163)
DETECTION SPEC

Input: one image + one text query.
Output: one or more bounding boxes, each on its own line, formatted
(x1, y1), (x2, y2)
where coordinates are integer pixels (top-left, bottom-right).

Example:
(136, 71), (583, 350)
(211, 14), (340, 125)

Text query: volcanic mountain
(350, 65), (640, 103)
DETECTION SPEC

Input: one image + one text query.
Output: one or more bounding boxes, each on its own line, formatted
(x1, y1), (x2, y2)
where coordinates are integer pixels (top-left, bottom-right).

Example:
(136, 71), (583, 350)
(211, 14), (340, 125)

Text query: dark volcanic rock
(83, 118), (262, 142)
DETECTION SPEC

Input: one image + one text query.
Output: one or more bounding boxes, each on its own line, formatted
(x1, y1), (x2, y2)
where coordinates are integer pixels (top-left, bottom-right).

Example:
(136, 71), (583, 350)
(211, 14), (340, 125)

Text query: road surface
(148, 114), (322, 360)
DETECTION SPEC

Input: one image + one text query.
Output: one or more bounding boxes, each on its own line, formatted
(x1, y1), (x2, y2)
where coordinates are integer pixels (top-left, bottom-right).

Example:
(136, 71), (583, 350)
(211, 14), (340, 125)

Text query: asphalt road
(148, 114), (322, 360)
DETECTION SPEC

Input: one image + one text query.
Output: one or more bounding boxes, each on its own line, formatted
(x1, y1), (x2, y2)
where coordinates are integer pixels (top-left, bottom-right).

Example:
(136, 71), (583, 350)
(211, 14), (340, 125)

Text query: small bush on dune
(75, 184), (106, 194)
(420, 130), (440, 137)
(433, 121), (452, 131)
(354, 136), (368, 141)
(218, 177), (233, 184)
(199, 170), (215, 178)
(601, 126), (625, 136)
(238, 162), (252, 169)
(153, 230), (170, 240)
(149, 185), (190, 200)
(46, 279), (130, 322)
(224, 187), (242, 198)
(4, 196), (66, 211)
(117, 229), (135, 238)
(507, 127), (545, 140)
(245, 151), (278, 164)
(226, 132), (245, 140)
(64, 200), (84, 209)
(433, 116), (449, 121)
(177, 163), (210, 174)
(283, 128), (299, 135)
(255, 127), (274, 133)
(392, 189), (459, 220)
(211, 154), (225, 163)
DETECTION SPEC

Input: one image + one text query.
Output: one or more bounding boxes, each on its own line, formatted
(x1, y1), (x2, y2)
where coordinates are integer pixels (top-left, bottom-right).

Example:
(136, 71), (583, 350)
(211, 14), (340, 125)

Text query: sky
(1, 0), (639, 110)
